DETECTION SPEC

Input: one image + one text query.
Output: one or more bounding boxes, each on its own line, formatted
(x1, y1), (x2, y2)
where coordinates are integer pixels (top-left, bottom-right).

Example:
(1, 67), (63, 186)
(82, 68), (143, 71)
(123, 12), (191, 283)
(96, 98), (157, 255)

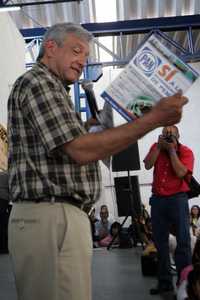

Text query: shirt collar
(35, 61), (71, 93)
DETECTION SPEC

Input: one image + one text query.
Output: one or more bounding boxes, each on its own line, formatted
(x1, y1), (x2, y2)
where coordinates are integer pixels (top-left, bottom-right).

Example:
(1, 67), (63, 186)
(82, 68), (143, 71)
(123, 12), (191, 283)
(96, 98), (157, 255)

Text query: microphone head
(81, 80), (93, 90)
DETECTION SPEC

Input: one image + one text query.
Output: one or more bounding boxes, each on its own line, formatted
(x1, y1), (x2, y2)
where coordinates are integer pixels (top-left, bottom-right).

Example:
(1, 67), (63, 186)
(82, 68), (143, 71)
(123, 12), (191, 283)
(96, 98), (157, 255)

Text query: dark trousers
(150, 192), (192, 286)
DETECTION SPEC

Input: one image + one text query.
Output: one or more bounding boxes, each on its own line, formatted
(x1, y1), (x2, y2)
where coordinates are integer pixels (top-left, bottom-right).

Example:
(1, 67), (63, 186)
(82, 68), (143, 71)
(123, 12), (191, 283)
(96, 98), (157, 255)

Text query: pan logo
(134, 47), (161, 77)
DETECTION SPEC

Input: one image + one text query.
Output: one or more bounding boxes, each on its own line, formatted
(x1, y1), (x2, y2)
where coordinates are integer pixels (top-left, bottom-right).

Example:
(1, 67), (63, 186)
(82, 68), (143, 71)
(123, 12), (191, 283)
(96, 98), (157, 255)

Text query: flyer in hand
(101, 34), (199, 121)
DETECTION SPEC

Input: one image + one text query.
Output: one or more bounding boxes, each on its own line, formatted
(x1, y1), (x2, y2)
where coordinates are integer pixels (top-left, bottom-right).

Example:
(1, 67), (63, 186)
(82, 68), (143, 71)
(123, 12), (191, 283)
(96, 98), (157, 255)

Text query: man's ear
(44, 40), (58, 57)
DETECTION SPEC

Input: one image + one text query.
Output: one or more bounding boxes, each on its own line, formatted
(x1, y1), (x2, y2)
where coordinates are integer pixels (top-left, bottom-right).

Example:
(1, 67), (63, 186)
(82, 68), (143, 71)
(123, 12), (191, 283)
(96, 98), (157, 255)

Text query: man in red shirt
(144, 125), (194, 295)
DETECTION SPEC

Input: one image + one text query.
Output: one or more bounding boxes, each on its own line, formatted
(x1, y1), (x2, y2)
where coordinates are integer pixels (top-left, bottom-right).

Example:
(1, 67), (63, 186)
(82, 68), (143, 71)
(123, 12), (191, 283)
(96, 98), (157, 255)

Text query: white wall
(0, 13), (26, 127)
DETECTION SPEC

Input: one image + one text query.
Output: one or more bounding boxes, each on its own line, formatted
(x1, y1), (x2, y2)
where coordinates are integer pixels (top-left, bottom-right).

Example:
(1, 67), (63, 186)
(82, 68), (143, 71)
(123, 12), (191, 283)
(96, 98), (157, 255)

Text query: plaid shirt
(7, 62), (102, 205)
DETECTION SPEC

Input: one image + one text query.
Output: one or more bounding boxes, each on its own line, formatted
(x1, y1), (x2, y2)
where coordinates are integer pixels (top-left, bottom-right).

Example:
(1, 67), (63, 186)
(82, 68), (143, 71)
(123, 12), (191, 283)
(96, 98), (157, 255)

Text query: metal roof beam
(1, 0), (82, 8)
(82, 15), (200, 37)
(21, 14), (200, 39)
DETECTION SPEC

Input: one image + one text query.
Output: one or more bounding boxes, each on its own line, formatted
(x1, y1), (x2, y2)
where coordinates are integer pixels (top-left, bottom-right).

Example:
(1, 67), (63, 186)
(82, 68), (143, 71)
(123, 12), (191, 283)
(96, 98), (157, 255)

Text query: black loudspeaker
(114, 176), (142, 217)
(112, 143), (140, 172)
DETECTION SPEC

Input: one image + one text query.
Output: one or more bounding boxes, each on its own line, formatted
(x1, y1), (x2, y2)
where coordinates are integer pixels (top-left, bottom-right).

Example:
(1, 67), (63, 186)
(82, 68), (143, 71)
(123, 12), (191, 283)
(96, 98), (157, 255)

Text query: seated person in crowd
(190, 205), (200, 236)
(192, 206), (200, 238)
(95, 205), (112, 242)
(88, 207), (99, 244)
(99, 221), (121, 247)
(169, 224), (196, 268)
(128, 205), (152, 248)
(176, 238), (200, 300)
(186, 263), (200, 300)
(138, 207), (153, 246)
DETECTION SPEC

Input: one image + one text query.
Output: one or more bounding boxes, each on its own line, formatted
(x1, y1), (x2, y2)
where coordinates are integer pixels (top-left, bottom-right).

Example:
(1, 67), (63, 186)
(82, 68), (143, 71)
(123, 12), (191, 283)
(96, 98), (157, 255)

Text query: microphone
(81, 81), (114, 169)
(81, 80), (114, 129)
(81, 80), (99, 119)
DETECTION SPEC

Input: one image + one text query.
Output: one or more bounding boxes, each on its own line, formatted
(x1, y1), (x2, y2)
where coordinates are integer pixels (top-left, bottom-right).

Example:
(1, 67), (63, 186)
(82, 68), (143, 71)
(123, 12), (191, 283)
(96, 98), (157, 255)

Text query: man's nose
(78, 54), (87, 67)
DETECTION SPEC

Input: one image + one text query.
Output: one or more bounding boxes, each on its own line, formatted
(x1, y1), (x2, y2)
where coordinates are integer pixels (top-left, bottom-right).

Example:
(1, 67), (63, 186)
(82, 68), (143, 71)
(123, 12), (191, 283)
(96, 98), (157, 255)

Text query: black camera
(164, 136), (174, 143)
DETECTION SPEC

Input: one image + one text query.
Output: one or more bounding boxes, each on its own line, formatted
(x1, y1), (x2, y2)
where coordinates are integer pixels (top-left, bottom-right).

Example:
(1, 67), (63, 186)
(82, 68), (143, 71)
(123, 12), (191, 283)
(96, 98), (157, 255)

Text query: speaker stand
(107, 170), (144, 250)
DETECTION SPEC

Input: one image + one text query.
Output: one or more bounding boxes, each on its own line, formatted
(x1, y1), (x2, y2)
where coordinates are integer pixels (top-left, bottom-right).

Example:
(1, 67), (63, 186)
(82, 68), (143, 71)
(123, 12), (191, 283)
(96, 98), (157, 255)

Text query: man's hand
(85, 116), (100, 130)
(163, 139), (176, 152)
(158, 134), (177, 151)
(151, 92), (188, 126)
(157, 134), (166, 150)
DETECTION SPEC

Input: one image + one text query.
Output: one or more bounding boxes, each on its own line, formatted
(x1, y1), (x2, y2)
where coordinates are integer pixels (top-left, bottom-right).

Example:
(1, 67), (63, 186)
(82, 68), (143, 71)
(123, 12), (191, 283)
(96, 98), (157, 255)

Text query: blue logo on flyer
(134, 47), (161, 76)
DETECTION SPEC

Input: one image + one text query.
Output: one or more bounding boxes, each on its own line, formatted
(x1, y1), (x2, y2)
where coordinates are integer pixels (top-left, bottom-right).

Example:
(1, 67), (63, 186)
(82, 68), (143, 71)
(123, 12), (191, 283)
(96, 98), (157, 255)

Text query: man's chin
(65, 79), (74, 85)
(65, 75), (80, 84)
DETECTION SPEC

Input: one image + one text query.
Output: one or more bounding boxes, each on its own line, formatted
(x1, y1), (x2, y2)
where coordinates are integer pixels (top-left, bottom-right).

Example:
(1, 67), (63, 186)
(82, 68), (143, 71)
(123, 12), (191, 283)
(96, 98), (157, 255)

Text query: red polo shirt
(144, 143), (194, 196)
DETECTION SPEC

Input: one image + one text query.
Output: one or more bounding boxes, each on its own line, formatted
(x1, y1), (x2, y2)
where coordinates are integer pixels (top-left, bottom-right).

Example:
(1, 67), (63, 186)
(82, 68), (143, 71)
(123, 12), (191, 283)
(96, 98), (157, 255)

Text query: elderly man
(7, 22), (187, 300)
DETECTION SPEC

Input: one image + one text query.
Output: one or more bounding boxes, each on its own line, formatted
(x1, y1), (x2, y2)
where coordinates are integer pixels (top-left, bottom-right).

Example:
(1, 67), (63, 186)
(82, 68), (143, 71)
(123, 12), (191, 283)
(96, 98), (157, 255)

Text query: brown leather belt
(14, 196), (84, 210)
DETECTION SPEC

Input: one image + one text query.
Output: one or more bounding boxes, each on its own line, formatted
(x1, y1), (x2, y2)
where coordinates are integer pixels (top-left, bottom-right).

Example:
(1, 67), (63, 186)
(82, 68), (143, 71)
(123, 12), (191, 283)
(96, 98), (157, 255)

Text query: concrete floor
(92, 247), (176, 300)
(0, 247), (176, 300)
(0, 254), (17, 300)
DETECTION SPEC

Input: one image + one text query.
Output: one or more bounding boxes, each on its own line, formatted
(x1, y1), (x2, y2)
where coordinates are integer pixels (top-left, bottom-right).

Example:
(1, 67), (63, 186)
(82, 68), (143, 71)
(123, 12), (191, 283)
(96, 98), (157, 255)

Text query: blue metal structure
(21, 15), (200, 38)
(21, 15), (200, 117)
(0, 0), (82, 9)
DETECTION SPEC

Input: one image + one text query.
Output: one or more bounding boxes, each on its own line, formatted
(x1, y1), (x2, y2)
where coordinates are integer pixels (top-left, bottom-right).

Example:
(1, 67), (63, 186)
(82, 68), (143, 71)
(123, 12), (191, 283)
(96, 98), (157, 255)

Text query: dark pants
(150, 192), (191, 287)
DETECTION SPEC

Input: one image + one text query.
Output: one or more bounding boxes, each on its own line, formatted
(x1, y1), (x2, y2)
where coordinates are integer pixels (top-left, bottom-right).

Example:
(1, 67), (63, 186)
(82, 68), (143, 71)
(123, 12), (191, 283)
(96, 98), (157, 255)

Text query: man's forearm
(63, 93), (188, 165)
(144, 146), (160, 170)
(64, 110), (161, 164)
(168, 149), (188, 178)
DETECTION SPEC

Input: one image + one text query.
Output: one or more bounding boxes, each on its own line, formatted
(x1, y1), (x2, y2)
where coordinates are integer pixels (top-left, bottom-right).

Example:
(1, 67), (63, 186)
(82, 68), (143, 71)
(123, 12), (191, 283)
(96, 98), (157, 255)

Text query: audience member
(192, 207), (200, 239)
(98, 221), (121, 247)
(186, 263), (200, 300)
(129, 216), (152, 248)
(95, 205), (112, 242)
(138, 205), (153, 245)
(169, 225), (197, 268)
(128, 204), (152, 248)
(88, 207), (99, 245)
(190, 205), (200, 236)
(177, 238), (200, 300)
(144, 126), (194, 296)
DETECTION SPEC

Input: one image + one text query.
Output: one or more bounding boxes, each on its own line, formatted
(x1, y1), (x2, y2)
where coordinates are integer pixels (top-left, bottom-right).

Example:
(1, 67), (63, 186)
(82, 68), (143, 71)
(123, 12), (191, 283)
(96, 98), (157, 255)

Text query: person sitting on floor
(95, 205), (112, 243)
(128, 208), (152, 248)
(190, 205), (200, 236)
(186, 263), (200, 300)
(98, 221), (121, 247)
(177, 238), (200, 300)
(88, 207), (99, 246)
